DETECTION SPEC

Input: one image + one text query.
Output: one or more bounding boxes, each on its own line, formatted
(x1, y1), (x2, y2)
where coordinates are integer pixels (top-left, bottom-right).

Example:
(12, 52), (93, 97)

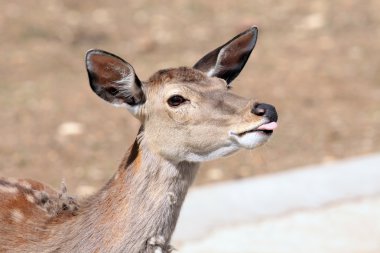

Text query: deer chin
(229, 121), (277, 149)
(184, 145), (240, 162)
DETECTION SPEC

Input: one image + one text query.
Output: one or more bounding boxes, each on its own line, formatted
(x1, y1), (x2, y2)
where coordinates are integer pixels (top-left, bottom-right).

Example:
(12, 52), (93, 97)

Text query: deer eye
(167, 95), (187, 107)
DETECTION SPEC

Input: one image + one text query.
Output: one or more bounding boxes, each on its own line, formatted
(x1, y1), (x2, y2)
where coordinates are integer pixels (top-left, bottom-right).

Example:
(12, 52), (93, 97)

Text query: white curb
(173, 153), (380, 245)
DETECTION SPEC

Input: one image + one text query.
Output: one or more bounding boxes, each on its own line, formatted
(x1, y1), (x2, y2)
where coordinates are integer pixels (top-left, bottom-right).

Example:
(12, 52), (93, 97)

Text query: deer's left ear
(86, 49), (145, 111)
(193, 27), (258, 84)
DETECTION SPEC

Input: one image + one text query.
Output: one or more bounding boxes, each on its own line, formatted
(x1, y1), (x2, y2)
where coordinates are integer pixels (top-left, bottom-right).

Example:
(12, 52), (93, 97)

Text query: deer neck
(51, 133), (199, 252)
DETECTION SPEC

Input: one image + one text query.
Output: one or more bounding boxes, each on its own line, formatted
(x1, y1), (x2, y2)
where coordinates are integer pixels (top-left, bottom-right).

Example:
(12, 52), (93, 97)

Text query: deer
(0, 26), (278, 253)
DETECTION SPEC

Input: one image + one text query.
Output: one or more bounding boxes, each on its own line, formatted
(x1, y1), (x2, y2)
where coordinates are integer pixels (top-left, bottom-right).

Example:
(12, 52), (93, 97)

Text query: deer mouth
(231, 121), (278, 137)
(229, 121), (277, 149)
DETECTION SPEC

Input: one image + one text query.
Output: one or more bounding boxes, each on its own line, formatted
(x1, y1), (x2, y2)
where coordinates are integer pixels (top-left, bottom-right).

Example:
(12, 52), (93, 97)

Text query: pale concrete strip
(172, 153), (380, 245)
(179, 196), (380, 253)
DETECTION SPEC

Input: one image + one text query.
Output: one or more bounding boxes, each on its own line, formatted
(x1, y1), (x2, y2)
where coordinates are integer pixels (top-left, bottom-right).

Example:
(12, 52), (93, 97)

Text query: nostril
(252, 103), (278, 122)
(252, 103), (266, 116)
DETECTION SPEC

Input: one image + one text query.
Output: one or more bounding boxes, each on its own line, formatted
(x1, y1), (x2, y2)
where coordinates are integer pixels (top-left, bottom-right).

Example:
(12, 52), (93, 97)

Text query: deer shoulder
(0, 177), (79, 227)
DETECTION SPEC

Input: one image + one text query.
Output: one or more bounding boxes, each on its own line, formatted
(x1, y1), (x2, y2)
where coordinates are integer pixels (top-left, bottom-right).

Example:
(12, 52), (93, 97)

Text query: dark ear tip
(85, 49), (131, 70)
(247, 26), (258, 39)
(86, 49), (99, 68)
(249, 26), (258, 33)
(86, 49), (100, 58)
(85, 49), (109, 64)
(86, 49), (109, 55)
(241, 26), (258, 48)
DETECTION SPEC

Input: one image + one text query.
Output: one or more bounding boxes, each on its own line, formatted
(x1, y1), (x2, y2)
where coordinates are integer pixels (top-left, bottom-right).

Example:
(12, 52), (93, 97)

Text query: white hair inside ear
(112, 102), (142, 116)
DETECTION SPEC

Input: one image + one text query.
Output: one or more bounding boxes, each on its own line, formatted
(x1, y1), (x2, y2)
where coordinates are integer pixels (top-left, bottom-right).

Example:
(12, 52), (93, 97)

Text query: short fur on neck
(1, 131), (199, 253)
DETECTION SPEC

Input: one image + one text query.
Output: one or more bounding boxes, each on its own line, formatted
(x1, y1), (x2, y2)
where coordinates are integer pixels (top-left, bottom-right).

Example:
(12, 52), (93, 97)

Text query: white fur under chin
(185, 145), (240, 162)
(229, 131), (270, 149)
(185, 132), (270, 162)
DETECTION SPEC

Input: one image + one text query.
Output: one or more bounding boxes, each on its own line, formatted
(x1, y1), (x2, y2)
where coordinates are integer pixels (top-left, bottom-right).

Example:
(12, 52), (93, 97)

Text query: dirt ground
(0, 0), (379, 194)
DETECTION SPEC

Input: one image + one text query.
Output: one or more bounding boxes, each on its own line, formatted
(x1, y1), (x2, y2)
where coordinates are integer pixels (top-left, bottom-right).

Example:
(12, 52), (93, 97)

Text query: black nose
(252, 103), (278, 122)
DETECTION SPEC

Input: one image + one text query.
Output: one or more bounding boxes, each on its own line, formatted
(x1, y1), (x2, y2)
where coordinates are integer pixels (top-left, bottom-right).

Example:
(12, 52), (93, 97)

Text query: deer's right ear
(86, 49), (145, 111)
(193, 27), (258, 85)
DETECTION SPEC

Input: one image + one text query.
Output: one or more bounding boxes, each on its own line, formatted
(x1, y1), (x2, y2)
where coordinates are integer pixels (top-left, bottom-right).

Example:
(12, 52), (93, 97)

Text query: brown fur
(148, 67), (208, 86)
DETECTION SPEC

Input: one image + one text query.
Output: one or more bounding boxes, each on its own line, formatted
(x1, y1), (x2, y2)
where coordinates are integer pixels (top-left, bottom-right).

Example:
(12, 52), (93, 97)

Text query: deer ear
(85, 49), (145, 110)
(193, 27), (258, 84)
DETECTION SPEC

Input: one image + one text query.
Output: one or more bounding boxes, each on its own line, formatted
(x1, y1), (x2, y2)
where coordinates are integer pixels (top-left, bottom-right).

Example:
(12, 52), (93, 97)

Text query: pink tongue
(257, 122), (278, 131)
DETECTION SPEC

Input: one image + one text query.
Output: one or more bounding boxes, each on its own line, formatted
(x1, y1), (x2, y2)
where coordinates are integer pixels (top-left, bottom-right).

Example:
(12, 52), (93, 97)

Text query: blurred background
(0, 0), (379, 193)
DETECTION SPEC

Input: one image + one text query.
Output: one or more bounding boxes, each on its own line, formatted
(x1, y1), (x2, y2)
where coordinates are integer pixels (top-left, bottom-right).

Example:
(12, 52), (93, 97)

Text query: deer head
(86, 27), (277, 164)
